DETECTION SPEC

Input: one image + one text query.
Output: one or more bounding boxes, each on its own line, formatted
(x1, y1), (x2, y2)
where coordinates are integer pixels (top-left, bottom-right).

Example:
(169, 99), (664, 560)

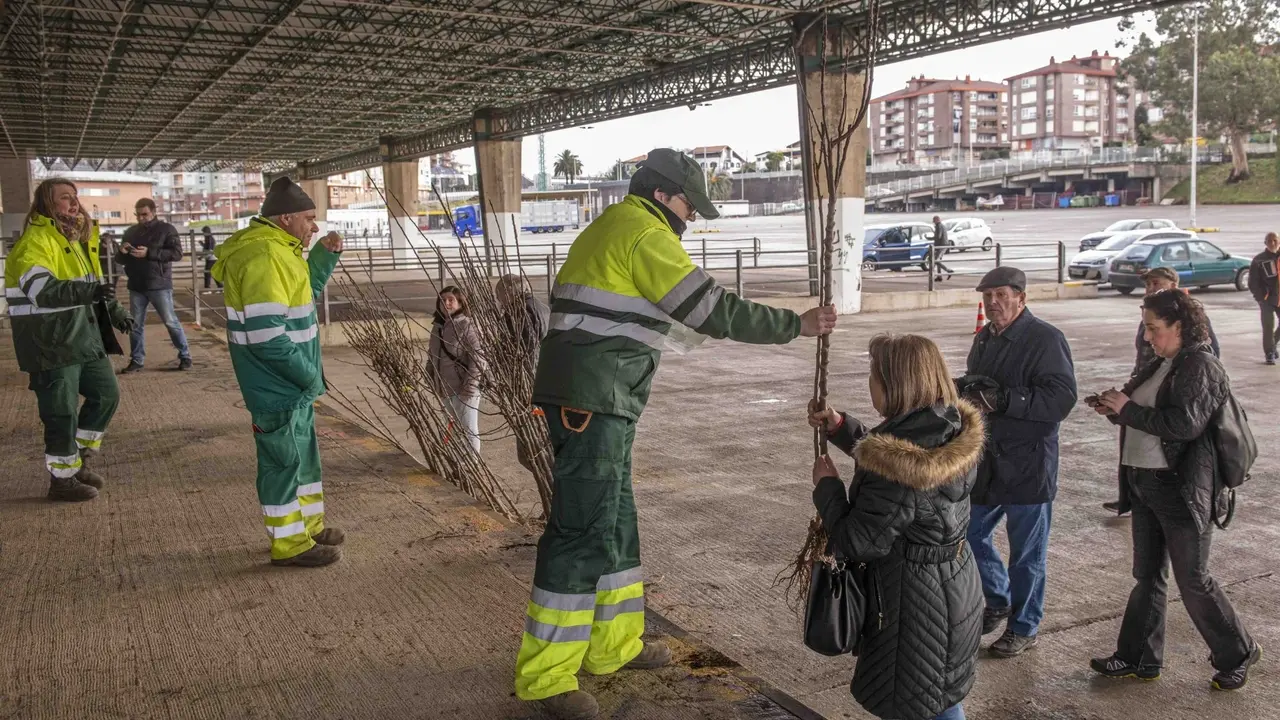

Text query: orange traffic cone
(974, 301), (987, 334)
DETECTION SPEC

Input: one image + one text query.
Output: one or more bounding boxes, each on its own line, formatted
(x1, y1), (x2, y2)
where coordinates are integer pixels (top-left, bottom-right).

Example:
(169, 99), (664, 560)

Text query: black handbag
(94, 299), (124, 356)
(1210, 391), (1256, 530)
(802, 557), (869, 656)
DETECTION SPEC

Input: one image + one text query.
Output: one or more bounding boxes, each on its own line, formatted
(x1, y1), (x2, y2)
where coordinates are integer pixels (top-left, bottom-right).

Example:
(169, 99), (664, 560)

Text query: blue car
(862, 222), (935, 272)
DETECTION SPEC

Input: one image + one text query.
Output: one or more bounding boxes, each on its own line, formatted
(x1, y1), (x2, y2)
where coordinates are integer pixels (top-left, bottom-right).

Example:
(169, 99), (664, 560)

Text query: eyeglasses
(674, 194), (698, 221)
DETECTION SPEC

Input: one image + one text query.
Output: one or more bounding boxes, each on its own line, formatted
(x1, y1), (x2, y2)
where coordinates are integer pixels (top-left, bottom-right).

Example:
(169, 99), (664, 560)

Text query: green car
(1108, 236), (1251, 295)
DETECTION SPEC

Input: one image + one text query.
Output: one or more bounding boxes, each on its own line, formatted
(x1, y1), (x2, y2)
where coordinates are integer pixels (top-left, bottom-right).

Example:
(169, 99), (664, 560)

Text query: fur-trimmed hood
(852, 400), (986, 491)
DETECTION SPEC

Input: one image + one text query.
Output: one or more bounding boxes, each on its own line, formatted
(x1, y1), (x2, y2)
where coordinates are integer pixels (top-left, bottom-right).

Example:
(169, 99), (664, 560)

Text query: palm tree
(553, 150), (583, 186)
(764, 151), (786, 172)
(707, 172), (733, 201)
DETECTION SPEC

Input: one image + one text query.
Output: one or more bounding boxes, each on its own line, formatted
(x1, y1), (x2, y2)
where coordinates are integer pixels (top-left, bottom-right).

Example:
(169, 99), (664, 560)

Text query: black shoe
(1091, 654), (1160, 680)
(121, 361), (144, 374)
(982, 605), (1011, 635)
(1102, 500), (1131, 516)
(1212, 644), (1262, 691)
(1267, 356), (1277, 366)
(178, 357), (193, 371)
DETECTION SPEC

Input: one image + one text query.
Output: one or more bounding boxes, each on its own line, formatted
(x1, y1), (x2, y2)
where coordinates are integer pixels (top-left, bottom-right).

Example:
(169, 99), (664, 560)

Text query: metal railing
(867, 147), (1171, 199)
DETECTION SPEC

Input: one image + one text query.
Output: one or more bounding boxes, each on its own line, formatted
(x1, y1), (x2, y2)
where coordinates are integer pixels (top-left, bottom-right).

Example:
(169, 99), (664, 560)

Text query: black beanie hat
(261, 177), (316, 217)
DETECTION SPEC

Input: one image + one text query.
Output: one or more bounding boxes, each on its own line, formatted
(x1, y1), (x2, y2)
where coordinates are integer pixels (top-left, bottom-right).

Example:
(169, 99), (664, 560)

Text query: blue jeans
(933, 704), (965, 720)
(129, 289), (191, 365)
(967, 502), (1052, 637)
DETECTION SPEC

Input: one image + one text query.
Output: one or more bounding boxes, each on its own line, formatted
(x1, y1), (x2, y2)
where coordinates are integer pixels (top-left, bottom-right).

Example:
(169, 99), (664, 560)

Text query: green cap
(637, 148), (720, 220)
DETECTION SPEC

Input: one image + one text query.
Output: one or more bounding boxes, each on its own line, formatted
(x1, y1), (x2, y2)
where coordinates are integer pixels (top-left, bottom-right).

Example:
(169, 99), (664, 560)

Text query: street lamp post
(1190, 4), (1200, 228)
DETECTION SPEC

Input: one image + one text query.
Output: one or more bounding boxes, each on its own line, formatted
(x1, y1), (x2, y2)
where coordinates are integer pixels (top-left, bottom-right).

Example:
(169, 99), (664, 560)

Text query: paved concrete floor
(0, 330), (812, 720)
(317, 287), (1280, 720)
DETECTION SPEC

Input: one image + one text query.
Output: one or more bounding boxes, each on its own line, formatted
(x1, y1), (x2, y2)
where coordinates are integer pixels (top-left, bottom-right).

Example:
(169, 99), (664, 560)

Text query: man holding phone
(118, 198), (192, 372)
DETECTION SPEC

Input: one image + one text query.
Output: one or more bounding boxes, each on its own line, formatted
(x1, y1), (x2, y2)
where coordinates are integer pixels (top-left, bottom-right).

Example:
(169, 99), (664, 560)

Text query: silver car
(1068, 228), (1196, 283)
(1078, 218), (1177, 252)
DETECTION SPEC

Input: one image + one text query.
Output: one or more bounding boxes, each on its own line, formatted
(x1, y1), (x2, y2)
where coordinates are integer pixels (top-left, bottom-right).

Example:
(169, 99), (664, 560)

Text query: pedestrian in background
(118, 198), (192, 372)
(99, 230), (121, 296)
(213, 177), (345, 567)
(201, 225), (221, 290)
(428, 286), (486, 453)
(1089, 289), (1260, 691)
(932, 215), (953, 283)
(809, 334), (984, 720)
(1247, 231), (1280, 365)
(1105, 266), (1221, 515)
(957, 267), (1077, 659)
(496, 273), (548, 378)
(4, 178), (133, 501)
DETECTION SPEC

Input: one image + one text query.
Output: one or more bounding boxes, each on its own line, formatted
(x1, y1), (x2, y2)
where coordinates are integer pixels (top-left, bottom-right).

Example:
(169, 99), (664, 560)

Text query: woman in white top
(1087, 290), (1258, 691)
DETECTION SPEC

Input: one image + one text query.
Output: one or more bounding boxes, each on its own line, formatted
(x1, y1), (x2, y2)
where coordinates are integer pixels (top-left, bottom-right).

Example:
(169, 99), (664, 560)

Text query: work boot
(982, 605), (1011, 635)
(75, 466), (105, 490)
(311, 527), (346, 546)
(623, 641), (672, 670)
(537, 690), (599, 720)
(271, 544), (342, 567)
(47, 475), (98, 502)
(990, 630), (1038, 658)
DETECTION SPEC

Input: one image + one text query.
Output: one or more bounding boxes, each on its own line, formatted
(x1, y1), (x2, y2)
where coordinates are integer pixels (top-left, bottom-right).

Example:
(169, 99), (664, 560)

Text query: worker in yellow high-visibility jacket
(515, 149), (837, 719)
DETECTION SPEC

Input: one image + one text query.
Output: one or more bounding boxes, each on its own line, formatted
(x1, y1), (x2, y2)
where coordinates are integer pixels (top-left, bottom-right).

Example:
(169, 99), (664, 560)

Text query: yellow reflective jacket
(533, 194), (800, 419)
(212, 217), (340, 413)
(4, 214), (127, 372)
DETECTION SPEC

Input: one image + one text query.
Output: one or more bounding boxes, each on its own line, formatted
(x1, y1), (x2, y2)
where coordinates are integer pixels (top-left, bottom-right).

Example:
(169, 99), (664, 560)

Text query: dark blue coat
(966, 308), (1077, 505)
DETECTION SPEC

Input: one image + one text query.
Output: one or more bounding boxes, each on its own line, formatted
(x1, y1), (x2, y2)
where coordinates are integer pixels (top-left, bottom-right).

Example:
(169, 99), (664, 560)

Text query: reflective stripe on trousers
(514, 406), (643, 701)
(253, 404), (324, 560)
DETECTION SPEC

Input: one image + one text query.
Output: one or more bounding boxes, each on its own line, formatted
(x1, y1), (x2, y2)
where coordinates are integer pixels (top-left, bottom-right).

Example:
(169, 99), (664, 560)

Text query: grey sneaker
(623, 641), (672, 670)
(990, 630), (1038, 658)
(1212, 644), (1262, 691)
(178, 357), (193, 371)
(538, 690), (599, 720)
(120, 361), (144, 374)
(982, 605), (1011, 635)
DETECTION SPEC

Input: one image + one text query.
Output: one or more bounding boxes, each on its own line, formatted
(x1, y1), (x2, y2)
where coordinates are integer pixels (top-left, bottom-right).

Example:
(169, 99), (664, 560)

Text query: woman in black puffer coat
(810, 333), (986, 720)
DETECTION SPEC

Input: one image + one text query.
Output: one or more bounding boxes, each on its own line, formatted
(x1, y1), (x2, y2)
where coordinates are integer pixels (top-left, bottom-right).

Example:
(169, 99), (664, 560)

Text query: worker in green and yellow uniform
(515, 149), (838, 719)
(5, 178), (134, 502)
(212, 177), (345, 568)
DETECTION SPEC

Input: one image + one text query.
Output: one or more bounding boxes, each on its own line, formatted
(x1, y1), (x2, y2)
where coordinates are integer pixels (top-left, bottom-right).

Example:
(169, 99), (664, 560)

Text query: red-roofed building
(869, 76), (1009, 164)
(1005, 50), (1148, 153)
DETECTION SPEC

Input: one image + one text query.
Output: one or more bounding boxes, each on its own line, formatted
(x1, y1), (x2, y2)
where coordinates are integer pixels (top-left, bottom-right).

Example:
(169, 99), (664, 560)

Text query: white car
(1078, 218), (1177, 252)
(1068, 228), (1196, 283)
(940, 217), (994, 252)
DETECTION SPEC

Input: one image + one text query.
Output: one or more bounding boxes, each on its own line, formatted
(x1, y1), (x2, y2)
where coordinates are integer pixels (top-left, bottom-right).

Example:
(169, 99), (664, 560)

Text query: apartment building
(688, 145), (748, 173)
(1006, 51), (1147, 153)
(869, 76), (1009, 165)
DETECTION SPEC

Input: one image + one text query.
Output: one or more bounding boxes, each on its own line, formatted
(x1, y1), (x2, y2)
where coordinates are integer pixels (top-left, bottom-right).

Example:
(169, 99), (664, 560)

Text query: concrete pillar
(299, 178), (329, 236)
(796, 18), (869, 314)
(0, 154), (33, 243)
(383, 160), (418, 263)
(473, 110), (523, 271)
(1107, 177), (1117, 193)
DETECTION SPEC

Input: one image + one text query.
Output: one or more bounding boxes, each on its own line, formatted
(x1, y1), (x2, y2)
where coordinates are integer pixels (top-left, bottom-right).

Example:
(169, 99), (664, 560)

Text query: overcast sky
(450, 13), (1157, 177)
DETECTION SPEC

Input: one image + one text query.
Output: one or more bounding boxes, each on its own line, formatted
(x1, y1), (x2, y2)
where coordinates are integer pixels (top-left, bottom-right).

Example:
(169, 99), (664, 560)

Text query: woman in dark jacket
(1090, 289), (1260, 690)
(809, 333), (986, 720)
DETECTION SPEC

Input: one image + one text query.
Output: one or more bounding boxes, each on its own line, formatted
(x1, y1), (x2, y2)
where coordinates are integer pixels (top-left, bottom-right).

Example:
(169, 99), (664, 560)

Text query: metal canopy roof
(0, 0), (1176, 176)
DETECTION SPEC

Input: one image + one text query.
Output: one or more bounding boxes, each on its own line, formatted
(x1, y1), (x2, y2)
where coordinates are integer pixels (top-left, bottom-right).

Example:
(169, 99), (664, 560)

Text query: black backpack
(1210, 392), (1257, 529)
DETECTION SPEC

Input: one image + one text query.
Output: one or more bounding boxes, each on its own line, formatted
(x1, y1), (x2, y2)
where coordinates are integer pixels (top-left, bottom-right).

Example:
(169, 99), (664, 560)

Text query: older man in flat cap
(212, 177), (346, 568)
(956, 266), (1077, 659)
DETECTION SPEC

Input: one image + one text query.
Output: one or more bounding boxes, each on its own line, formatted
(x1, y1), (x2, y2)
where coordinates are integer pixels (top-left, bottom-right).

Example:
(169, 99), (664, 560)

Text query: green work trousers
(514, 405), (644, 701)
(29, 357), (119, 478)
(252, 404), (325, 560)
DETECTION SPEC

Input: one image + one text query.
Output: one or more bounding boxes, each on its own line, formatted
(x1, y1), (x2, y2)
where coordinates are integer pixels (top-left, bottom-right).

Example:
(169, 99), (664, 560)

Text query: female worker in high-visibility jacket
(5, 178), (134, 501)
(514, 148), (838, 720)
